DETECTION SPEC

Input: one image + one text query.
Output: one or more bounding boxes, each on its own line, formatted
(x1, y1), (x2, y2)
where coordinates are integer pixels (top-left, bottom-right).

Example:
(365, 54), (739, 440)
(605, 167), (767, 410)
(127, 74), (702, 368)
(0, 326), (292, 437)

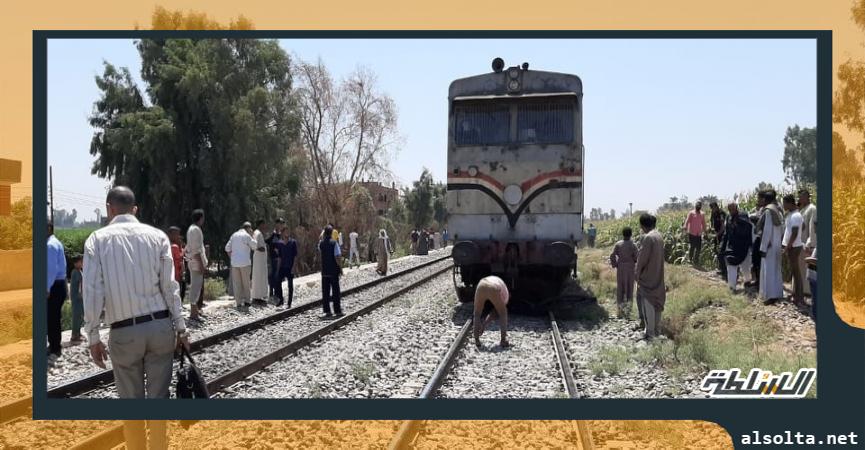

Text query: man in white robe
(251, 220), (270, 304)
(758, 190), (784, 304)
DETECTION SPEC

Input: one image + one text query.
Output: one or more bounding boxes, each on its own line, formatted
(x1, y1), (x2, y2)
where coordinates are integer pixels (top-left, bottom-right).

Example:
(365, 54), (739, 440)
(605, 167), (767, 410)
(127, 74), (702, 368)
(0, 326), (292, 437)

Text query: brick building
(358, 181), (398, 216)
(0, 159), (22, 216)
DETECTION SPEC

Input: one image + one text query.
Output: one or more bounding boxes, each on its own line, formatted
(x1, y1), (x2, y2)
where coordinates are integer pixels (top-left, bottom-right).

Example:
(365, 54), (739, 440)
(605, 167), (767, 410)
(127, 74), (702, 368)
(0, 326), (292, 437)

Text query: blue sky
(47, 38), (816, 221)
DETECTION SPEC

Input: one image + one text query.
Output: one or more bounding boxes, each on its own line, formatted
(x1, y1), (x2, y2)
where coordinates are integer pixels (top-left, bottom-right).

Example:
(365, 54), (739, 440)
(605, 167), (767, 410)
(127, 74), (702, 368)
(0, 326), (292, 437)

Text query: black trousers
(272, 272), (294, 306)
(714, 235), (727, 276)
(322, 275), (342, 315)
(752, 237), (762, 283)
(688, 234), (703, 265)
(47, 279), (67, 355)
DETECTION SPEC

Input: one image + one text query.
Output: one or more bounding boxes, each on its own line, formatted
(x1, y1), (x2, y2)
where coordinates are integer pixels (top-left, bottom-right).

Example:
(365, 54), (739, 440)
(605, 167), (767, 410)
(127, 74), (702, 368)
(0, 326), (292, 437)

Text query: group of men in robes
(683, 188), (817, 318)
(754, 189), (817, 314)
(608, 188), (818, 341)
(222, 218), (298, 311)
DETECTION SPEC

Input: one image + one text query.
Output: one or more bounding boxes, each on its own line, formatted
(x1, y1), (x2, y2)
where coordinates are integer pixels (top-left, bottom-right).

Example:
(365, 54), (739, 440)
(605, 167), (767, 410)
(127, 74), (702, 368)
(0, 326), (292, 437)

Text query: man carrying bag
(176, 346), (209, 399)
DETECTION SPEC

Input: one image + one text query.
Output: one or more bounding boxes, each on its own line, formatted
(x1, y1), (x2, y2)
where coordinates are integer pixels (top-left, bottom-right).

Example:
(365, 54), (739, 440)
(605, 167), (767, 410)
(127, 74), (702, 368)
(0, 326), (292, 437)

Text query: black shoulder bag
(176, 346), (210, 399)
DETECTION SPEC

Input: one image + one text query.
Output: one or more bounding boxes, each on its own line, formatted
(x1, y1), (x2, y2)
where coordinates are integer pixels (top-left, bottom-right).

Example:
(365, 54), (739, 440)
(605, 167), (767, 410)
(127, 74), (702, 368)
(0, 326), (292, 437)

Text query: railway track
(59, 259), (453, 448)
(387, 310), (594, 449)
(0, 256), (450, 440)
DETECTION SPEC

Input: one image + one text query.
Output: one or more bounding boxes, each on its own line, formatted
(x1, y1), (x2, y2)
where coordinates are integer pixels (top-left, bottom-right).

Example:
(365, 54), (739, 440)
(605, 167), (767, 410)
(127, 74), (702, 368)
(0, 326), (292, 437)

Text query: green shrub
(588, 345), (634, 376)
(204, 277), (226, 301)
(54, 228), (96, 278)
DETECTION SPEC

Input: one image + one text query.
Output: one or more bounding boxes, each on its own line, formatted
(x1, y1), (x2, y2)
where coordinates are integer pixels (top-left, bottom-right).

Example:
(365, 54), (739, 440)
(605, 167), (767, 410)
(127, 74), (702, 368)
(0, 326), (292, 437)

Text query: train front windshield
(453, 96), (577, 147)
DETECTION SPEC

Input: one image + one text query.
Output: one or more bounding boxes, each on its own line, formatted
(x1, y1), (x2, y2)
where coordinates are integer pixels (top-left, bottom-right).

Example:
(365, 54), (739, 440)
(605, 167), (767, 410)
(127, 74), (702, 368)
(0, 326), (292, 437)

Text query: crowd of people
(44, 185), (414, 397)
(409, 227), (447, 256)
(610, 188), (817, 341)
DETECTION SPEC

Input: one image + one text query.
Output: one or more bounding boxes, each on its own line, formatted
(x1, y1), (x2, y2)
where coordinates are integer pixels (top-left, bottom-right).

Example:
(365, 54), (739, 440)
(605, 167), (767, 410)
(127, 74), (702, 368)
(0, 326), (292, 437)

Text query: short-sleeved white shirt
(225, 229), (256, 267)
(783, 211), (804, 248)
(349, 231), (358, 249)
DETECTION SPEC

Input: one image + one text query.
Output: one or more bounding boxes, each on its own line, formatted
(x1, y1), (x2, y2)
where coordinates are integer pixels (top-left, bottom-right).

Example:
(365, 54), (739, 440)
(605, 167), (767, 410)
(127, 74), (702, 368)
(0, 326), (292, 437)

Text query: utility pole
(49, 165), (54, 223)
(629, 202), (633, 218)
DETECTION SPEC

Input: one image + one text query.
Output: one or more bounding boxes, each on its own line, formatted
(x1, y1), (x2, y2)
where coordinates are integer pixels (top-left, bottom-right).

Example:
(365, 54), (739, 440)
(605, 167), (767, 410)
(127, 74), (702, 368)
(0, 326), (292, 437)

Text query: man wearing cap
(83, 186), (189, 398)
(225, 222), (257, 311)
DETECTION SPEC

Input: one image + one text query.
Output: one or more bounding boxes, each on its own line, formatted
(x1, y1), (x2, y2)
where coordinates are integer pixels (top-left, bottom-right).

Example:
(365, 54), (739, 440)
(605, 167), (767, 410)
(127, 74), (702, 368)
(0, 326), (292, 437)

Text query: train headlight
(503, 184), (523, 205)
(508, 79), (520, 91)
(508, 67), (519, 79)
(467, 166), (478, 177)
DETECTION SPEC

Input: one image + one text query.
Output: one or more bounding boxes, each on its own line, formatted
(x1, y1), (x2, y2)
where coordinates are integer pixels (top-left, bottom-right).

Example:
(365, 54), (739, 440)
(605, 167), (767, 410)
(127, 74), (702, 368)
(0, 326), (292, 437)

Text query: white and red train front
(446, 61), (584, 286)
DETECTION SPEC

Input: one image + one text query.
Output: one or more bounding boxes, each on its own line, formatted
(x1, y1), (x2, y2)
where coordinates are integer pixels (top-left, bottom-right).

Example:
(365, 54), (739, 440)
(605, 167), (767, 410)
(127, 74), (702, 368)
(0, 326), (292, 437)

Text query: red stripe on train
(447, 168), (582, 193)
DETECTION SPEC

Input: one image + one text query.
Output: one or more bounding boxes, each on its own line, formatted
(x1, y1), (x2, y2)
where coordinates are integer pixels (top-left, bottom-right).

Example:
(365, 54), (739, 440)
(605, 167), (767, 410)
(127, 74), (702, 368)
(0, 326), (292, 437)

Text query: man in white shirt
(782, 194), (805, 309)
(348, 230), (360, 267)
(225, 222), (257, 310)
(83, 186), (189, 399)
(185, 209), (207, 321)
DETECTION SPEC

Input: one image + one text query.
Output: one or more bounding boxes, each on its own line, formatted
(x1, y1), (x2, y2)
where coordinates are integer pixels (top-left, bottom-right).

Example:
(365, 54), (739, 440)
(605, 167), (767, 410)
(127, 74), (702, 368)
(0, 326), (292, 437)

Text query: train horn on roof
(492, 57), (505, 73)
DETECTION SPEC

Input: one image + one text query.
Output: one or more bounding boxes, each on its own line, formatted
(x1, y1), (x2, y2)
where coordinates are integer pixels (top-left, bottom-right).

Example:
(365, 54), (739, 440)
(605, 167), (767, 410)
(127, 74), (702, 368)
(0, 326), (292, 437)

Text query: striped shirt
(83, 214), (185, 344)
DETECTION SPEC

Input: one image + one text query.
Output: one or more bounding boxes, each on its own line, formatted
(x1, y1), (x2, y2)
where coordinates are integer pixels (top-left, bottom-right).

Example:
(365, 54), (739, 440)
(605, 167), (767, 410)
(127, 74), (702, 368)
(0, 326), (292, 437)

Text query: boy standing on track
(609, 227), (637, 319)
(473, 275), (510, 348)
(168, 227), (186, 304)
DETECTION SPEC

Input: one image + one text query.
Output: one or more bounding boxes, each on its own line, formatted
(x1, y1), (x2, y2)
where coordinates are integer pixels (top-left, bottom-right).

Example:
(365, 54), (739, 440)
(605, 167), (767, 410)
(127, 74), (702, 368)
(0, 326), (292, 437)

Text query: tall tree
(781, 125), (817, 186)
(405, 168), (435, 228)
(294, 59), (400, 221)
(432, 182), (448, 226)
(89, 39), (303, 261)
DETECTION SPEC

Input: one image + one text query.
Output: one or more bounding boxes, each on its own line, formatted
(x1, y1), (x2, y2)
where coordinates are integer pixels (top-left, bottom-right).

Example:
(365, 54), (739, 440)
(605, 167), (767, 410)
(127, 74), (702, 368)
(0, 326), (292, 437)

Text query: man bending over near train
(635, 213), (666, 340)
(473, 275), (510, 348)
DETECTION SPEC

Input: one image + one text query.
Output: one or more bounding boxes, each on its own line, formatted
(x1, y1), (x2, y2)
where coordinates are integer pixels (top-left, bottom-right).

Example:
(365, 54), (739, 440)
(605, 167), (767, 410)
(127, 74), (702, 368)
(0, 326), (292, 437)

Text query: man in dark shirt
(320, 225), (343, 318)
(709, 201), (728, 277)
(269, 219), (298, 308)
(410, 229), (419, 255)
(266, 218), (286, 301)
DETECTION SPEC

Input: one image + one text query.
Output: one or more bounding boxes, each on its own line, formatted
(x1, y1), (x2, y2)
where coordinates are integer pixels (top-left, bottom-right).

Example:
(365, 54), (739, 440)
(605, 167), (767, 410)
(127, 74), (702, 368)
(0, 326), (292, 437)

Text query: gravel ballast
(46, 248), (450, 391)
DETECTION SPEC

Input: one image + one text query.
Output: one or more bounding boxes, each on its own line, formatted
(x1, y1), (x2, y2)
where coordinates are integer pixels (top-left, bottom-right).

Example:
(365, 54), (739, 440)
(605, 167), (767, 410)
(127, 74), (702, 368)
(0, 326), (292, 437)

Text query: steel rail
(67, 263), (453, 450)
(207, 264), (453, 394)
(387, 312), (594, 450)
(418, 317), (472, 399)
(46, 254), (452, 400)
(549, 310), (579, 398)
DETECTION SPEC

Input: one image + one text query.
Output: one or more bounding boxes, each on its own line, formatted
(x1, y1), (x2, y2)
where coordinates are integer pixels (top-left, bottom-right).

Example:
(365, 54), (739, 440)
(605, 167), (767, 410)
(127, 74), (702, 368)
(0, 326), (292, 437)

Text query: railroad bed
(46, 247), (451, 390)
(435, 315), (567, 399)
(219, 271), (463, 398)
(74, 258), (454, 399)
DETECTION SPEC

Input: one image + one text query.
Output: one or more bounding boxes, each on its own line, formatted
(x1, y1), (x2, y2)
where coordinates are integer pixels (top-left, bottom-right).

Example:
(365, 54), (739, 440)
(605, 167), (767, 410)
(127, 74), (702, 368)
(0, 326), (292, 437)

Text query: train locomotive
(447, 58), (593, 310)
